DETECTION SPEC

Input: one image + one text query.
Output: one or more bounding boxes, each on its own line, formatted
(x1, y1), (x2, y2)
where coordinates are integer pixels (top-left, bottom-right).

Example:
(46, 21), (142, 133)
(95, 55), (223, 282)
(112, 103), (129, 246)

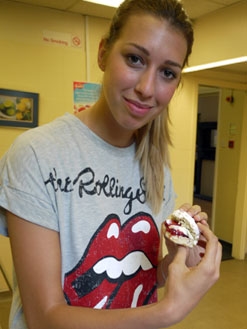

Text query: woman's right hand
(157, 223), (222, 327)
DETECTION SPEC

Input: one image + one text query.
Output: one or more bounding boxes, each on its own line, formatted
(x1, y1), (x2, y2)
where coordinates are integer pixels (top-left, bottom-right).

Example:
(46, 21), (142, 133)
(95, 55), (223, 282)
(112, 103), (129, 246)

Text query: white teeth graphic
(107, 220), (151, 239)
(93, 251), (152, 279)
(132, 220), (151, 234)
(107, 222), (120, 239)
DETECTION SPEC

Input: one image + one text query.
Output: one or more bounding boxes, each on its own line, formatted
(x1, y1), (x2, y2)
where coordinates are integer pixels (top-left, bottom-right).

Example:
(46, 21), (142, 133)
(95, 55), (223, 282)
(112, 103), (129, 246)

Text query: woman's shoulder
(21, 113), (77, 137)
(13, 113), (80, 148)
(1, 113), (81, 165)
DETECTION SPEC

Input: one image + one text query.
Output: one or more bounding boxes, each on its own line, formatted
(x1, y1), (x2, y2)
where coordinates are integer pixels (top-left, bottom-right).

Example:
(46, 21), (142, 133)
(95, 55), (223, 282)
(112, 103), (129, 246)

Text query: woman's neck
(76, 99), (135, 148)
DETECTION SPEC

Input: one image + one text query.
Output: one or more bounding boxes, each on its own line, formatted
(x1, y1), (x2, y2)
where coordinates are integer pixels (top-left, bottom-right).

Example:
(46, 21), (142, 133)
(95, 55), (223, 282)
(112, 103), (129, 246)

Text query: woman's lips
(124, 97), (153, 116)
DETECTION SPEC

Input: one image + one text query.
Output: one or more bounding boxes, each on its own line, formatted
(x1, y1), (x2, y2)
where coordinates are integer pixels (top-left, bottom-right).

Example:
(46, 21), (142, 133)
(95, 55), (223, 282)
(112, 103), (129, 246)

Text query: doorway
(193, 85), (234, 260)
(193, 85), (219, 228)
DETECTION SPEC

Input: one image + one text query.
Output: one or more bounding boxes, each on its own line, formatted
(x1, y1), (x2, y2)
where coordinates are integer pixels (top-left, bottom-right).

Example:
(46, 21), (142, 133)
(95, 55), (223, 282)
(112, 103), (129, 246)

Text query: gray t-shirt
(0, 113), (175, 328)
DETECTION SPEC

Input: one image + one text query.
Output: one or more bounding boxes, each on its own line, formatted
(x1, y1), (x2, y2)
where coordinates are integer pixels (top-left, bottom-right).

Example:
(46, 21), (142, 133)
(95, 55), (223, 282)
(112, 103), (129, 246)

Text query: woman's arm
(7, 211), (221, 329)
(6, 211), (164, 329)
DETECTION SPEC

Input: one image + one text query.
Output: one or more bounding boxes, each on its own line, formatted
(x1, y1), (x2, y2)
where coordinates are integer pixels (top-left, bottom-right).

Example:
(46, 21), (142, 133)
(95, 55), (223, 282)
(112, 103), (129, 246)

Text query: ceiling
(190, 61), (247, 86)
(4, 0), (244, 20)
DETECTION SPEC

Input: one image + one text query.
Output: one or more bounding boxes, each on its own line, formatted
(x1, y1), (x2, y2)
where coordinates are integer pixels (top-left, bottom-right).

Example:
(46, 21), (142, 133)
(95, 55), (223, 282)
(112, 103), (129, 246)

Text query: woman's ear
(98, 39), (107, 72)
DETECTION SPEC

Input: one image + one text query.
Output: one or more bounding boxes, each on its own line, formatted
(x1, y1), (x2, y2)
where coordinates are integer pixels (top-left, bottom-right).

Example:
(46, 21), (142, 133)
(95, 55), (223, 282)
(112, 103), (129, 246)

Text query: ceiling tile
(3, 0), (245, 20)
(69, 1), (116, 19)
(6, 0), (80, 10)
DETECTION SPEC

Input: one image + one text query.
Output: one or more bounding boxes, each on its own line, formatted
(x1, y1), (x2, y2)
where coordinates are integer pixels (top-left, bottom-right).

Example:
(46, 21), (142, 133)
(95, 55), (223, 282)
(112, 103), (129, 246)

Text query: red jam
(164, 220), (188, 238)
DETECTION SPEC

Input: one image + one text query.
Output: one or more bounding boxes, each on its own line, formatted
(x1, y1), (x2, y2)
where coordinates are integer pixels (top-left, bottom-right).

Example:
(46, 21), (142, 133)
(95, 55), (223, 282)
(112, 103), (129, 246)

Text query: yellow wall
(168, 0), (247, 213)
(233, 91), (247, 257)
(1, 0), (247, 287)
(175, 0), (247, 259)
(0, 1), (108, 288)
(0, 0), (112, 287)
(86, 16), (110, 83)
(183, 70), (247, 259)
(168, 77), (198, 209)
(189, 1), (247, 66)
(0, 1), (87, 155)
(213, 89), (245, 242)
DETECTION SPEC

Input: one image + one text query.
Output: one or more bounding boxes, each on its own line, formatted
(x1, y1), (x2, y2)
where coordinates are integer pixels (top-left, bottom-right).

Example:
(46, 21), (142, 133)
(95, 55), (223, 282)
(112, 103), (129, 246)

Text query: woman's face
(99, 14), (188, 134)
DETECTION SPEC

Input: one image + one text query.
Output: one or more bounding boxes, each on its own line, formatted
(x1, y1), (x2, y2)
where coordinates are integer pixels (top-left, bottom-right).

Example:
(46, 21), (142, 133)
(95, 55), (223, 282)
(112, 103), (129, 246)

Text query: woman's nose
(135, 69), (156, 98)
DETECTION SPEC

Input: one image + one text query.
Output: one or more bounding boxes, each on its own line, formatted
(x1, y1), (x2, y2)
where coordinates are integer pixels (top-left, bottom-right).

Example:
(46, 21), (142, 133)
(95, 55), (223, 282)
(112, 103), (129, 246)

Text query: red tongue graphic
(64, 213), (159, 308)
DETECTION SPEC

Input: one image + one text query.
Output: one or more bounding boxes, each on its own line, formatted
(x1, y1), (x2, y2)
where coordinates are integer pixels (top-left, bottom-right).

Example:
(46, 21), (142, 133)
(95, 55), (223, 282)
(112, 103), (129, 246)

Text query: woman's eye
(163, 68), (177, 80)
(127, 54), (143, 66)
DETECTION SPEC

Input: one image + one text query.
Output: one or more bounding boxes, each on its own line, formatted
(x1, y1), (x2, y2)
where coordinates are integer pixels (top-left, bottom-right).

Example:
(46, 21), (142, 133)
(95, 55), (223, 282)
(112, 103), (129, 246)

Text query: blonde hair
(135, 110), (172, 213)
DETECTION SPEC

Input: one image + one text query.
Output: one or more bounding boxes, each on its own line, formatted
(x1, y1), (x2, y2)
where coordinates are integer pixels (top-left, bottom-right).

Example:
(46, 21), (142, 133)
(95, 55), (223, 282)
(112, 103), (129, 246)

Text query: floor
(169, 258), (247, 329)
(1, 259), (247, 329)
(0, 291), (11, 329)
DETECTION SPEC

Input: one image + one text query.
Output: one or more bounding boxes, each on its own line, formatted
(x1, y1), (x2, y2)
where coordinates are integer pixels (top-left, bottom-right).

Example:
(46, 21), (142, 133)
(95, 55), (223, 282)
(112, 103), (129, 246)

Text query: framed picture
(0, 89), (39, 128)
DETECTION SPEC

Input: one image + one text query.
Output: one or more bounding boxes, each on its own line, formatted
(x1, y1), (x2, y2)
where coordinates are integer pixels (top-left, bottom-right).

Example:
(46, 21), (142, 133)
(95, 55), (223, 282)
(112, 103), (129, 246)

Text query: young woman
(0, 0), (221, 328)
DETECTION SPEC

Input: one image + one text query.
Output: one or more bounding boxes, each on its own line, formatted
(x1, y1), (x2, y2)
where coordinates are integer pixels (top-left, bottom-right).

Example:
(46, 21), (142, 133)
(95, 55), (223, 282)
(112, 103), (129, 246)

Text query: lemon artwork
(16, 98), (32, 121)
(0, 97), (32, 121)
(0, 100), (16, 117)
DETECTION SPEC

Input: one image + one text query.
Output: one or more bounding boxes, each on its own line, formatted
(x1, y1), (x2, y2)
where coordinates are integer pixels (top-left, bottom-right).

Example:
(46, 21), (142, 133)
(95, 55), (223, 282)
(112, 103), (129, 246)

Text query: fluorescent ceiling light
(183, 56), (247, 73)
(83, 0), (124, 7)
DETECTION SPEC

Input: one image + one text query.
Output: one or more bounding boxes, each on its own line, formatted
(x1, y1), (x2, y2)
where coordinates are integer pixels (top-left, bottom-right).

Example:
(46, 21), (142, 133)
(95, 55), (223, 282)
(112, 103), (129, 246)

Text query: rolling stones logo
(64, 212), (160, 309)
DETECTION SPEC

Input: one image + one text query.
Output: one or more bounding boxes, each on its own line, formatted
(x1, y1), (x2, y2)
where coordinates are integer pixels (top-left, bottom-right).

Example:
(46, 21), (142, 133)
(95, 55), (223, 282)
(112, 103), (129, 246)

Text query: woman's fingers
(197, 223), (222, 267)
(163, 221), (221, 327)
(179, 203), (201, 214)
(172, 245), (188, 265)
(178, 203), (208, 224)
